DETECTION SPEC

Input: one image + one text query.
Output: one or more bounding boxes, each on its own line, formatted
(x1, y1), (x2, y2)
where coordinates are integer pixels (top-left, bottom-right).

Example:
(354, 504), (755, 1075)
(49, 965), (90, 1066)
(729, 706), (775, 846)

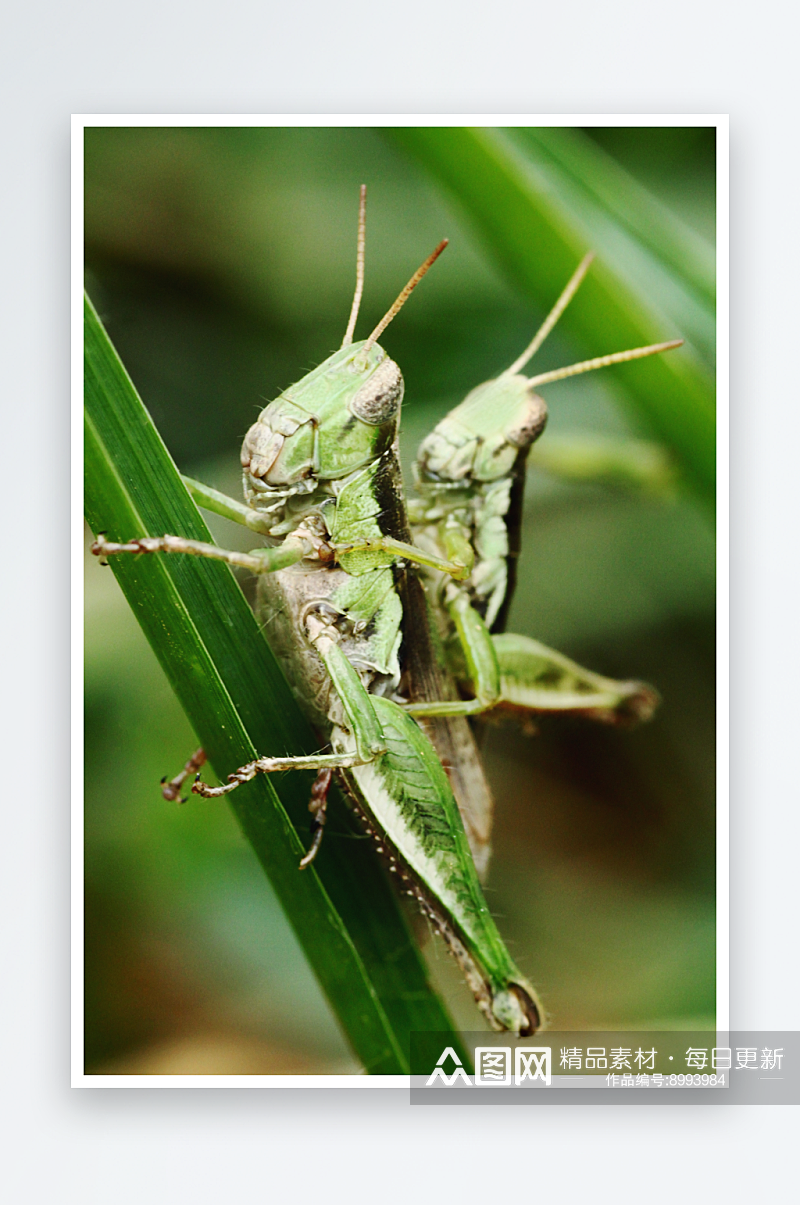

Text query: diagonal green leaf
(386, 126), (716, 507)
(84, 291), (465, 1074)
(520, 127), (716, 310)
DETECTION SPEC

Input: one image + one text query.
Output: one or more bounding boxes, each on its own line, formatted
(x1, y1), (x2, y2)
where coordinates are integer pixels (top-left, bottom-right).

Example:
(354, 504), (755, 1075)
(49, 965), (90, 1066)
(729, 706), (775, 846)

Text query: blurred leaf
(83, 291), (464, 1073)
(528, 434), (677, 497)
(523, 128), (715, 308)
(507, 129), (716, 368)
(386, 127), (716, 506)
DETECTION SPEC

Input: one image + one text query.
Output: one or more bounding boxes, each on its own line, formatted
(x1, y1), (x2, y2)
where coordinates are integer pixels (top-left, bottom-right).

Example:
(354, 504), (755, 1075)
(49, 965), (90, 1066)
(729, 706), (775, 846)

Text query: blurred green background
(84, 126), (715, 1074)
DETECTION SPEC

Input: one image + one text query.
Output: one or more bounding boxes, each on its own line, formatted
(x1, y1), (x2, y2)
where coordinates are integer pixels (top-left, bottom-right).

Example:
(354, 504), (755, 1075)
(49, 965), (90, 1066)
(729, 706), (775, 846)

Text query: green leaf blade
(520, 126), (716, 309)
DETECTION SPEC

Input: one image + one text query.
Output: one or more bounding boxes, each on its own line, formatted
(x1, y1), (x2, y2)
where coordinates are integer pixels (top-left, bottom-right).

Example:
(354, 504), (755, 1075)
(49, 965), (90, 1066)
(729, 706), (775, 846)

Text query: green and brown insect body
(253, 559), (539, 1032)
(252, 453), (407, 734)
(343, 694), (539, 1034)
(406, 256), (681, 728)
(243, 379), (540, 1034)
(295, 623), (539, 1034)
(410, 372), (548, 633)
(237, 315), (498, 875)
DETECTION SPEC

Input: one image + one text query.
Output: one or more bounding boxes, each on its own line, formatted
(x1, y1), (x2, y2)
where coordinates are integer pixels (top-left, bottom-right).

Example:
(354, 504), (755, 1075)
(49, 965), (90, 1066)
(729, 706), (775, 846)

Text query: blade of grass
(521, 127), (716, 309)
(84, 291), (464, 1074)
(386, 126), (716, 507)
(505, 129), (716, 368)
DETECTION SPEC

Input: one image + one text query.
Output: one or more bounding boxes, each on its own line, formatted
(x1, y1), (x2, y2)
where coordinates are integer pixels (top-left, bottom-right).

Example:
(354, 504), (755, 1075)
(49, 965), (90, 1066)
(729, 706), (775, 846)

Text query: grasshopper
(90, 189), (681, 1035)
(406, 252), (678, 736)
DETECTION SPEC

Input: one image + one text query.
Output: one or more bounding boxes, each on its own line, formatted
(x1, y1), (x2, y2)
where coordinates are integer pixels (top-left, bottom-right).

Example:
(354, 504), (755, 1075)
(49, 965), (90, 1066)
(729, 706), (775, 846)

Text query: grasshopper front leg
(187, 473), (473, 579)
(92, 531), (314, 574)
(90, 473), (317, 572)
(92, 482), (470, 583)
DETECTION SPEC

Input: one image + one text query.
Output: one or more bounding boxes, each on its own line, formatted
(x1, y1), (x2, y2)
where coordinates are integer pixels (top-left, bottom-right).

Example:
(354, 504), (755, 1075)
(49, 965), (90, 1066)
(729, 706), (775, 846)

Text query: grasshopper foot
(161, 748), (206, 802)
(192, 768), (255, 798)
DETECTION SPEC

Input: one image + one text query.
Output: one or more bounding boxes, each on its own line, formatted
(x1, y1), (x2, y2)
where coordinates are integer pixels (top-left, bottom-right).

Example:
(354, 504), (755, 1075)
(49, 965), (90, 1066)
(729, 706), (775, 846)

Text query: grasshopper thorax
(416, 374), (547, 484)
(241, 340), (403, 500)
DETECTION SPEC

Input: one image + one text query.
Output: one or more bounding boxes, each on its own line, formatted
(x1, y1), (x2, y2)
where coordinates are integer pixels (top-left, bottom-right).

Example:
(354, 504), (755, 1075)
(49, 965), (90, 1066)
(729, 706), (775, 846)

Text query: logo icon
(424, 1044), (553, 1087)
(515, 1047), (552, 1085)
(475, 1047), (512, 1085)
(425, 1047), (472, 1086)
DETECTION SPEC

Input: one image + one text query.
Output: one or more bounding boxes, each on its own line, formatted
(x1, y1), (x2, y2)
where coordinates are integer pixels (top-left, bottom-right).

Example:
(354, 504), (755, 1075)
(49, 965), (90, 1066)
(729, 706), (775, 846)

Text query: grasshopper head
(242, 202), (445, 501)
(241, 340), (403, 494)
(416, 375), (548, 484)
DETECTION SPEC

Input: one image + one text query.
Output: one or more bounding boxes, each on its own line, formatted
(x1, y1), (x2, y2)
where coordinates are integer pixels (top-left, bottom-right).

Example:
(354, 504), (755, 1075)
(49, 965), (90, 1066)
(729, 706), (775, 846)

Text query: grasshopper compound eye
(511, 390), (548, 448)
(349, 357), (403, 426)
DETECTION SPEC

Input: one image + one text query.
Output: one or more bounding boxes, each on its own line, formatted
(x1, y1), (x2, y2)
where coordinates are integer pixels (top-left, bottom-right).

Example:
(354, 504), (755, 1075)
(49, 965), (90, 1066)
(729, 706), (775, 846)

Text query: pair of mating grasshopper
(92, 187), (681, 1036)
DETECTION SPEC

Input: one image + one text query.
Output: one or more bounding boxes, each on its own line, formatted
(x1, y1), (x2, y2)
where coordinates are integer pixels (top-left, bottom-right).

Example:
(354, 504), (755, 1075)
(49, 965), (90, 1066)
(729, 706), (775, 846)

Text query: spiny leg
(298, 768), (334, 870)
(161, 747), (207, 802)
(334, 534), (472, 581)
(91, 529), (469, 583)
(91, 532), (311, 574)
(189, 638), (392, 860)
(488, 633), (660, 725)
(181, 476), (275, 534)
(191, 642), (389, 803)
(402, 589), (501, 718)
(191, 749), (373, 800)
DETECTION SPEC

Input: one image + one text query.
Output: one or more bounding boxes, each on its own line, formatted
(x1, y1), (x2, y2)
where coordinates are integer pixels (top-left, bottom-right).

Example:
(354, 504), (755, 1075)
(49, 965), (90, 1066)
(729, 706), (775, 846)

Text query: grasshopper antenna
(342, 184), (367, 347)
(503, 252), (595, 377)
(362, 239), (449, 354)
(528, 339), (684, 388)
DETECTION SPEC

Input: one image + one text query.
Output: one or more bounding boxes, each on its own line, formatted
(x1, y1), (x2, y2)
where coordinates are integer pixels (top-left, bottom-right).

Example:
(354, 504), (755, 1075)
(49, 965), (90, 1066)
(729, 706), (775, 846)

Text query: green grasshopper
(406, 252), (678, 745)
(91, 189), (680, 1035)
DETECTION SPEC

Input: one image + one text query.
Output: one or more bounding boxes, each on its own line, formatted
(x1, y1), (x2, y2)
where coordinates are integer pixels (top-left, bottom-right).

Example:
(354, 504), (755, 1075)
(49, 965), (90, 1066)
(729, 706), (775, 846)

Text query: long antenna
(503, 252), (595, 377)
(342, 185), (367, 347)
(527, 339), (684, 389)
(362, 239), (449, 354)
